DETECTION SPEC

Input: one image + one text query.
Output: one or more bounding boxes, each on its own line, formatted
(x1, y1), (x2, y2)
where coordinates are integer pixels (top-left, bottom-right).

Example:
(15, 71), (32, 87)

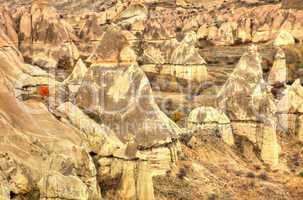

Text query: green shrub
(298, 171), (303, 177)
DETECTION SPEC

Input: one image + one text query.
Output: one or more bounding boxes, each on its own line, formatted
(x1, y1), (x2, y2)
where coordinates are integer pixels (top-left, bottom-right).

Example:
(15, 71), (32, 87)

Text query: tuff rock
(218, 45), (280, 167)
(187, 106), (235, 146)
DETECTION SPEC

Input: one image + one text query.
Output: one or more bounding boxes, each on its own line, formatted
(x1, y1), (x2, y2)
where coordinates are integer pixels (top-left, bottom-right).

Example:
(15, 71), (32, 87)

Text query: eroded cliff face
(0, 1), (303, 200)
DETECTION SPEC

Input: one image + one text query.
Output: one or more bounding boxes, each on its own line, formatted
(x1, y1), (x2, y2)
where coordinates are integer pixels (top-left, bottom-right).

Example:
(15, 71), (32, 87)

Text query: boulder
(218, 45), (276, 121)
(77, 63), (181, 148)
(188, 107), (234, 146)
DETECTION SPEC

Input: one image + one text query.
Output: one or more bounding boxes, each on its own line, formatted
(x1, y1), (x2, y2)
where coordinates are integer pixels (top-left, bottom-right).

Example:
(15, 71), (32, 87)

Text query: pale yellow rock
(188, 107), (234, 146)
(120, 46), (138, 63)
(207, 25), (218, 41)
(197, 24), (209, 40)
(139, 146), (172, 176)
(297, 115), (303, 142)
(118, 162), (136, 200)
(221, 125), (235, 146)
(57, 102), (124, 156)
(217, 22), (236, 45)
(38, 172), (89, 200)
(11, 168), (31, 194)
(277, 79), (303, 113)
(116, 3), (148, 26)
(231, 122), (258, 144)
(268, 48), (287, 85)
(188, 107), (230, 126)
(32, 53), (58, 69)
(274, 30), (295, 46)
(252, 31), (272, 43)
(136, 161), (155, 200)
(0, 172), (9, 200)
(64, 58), (88, 94)
(0, 187), (9, 200)
(260, 121), (280, 168)
(237, 18), (252, 43)
(170, 31), (206, 64)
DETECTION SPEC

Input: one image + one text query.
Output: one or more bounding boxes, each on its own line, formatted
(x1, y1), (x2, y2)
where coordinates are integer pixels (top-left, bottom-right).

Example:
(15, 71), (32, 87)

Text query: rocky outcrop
(0, 171), (10, 200)
(57, 102), (124, 157)
(277, 79), (303, 142)
(142, 31), (208, 92)
(0, 6), (18, 47)
(0, 31), (102, 199)
(18, 1), (79, 71)
(192, 4), (303, 46)
(268, 48), (287, 86)
(38, 172), (89, 200)
(218, 45), (280, 167)
(187, 106), (234, 146)
(75, 27), (181, 199)
(63, 58), (88, 96)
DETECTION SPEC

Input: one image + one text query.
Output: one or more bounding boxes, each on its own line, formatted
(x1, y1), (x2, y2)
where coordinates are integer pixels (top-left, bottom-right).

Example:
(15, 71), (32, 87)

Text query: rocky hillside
(0, 0), (302, 200)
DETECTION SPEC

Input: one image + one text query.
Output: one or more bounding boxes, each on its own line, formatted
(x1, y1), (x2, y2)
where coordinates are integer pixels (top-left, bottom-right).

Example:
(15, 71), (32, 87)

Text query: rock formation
(277, 79), (303, 142)
(187, 106), (235, 146)
(268, 48), (287, 86)
(218, 45), (280, 167)
(274, 30), (296, 46)
(18, 1), (79, 71)
(0, 1), (302, 200)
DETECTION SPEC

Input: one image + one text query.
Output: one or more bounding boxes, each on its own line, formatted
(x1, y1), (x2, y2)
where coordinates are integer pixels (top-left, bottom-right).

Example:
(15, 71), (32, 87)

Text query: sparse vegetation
(246, 172), (256, 178)
(171, 111), (184, 123)
(258, 172), (268, 181)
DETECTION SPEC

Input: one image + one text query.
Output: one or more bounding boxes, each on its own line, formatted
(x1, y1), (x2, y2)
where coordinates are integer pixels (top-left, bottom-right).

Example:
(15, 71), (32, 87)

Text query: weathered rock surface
(274, 30), (296, 46)
(218, 45), (280, 167)
(188, 106), (234, 146)
(0, 1), (302, 200)
(38, 172), (89, 200)
(277, 79), (303, 141)
(18, 1), (79, 70)
(268, 48), (287, 86)
(63, 58), (88, 96)
(77, 28), (181, 149)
